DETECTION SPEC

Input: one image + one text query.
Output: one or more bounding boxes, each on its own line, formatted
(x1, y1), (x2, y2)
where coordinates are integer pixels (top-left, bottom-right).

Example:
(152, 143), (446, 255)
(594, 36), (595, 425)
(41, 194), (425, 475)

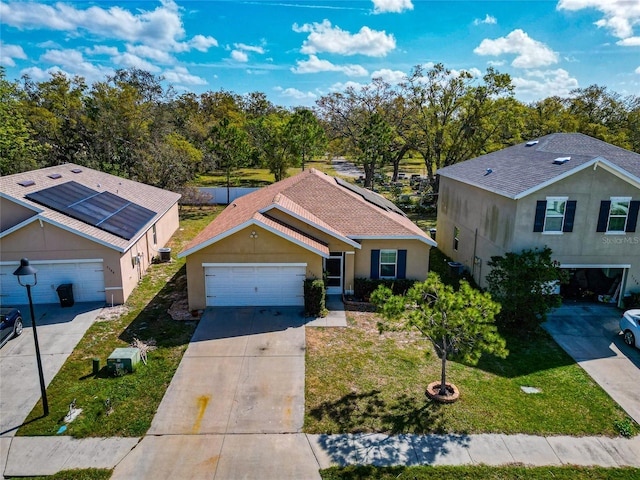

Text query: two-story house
(436, 133), (640, 307)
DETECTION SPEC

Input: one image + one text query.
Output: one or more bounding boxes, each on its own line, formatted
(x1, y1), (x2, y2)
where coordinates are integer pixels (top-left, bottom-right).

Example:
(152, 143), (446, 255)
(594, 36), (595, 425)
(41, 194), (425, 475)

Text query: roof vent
(71, 168), (82, 174)
(18, 180), (35, 187)
(553, 157), (570, 165)
(484, 168), (493, 176)
(48, 173), (62, 179)
(526, 140), (539, 147)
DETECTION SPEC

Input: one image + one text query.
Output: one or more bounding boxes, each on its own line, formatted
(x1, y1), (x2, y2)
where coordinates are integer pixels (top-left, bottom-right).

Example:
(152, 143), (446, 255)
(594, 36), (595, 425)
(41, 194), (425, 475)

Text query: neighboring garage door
(204, 263), (306, 307)
(0, 259), (105, 305)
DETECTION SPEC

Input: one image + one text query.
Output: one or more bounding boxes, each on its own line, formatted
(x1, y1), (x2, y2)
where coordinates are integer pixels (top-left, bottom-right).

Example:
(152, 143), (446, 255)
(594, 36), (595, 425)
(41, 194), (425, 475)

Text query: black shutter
(370, 250), (380, 279)
(397, 250), (407, 279)
(596, 201), (610, 232)
(626, 201), (640, 232)
(533, 201), (546, 232)
(563, 201), (577, 232)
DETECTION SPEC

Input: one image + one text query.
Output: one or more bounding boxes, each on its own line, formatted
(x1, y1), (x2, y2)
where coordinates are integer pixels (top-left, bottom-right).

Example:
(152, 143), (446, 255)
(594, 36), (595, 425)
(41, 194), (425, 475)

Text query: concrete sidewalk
(4, 432), (640, 477)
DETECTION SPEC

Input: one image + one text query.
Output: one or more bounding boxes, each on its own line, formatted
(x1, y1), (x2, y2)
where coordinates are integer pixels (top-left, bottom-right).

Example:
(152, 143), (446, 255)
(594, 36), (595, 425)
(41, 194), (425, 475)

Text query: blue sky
(1, 0), (639, 107)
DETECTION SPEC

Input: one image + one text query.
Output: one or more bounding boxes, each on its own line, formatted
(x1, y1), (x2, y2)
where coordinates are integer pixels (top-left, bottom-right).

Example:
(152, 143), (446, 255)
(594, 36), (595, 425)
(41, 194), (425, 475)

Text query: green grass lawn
(17, 206), (221, 438)
(305, 303), (633, 437)
(5, 469), (112, 480)
(320, 465), (640, 480)
(194, 159), (337, 186)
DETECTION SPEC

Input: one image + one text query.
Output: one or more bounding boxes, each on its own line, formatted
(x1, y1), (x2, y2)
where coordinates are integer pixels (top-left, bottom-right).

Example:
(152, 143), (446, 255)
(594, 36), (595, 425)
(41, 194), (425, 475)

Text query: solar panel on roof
(335, 177), (406, 216)
(25, 181), (156, 240)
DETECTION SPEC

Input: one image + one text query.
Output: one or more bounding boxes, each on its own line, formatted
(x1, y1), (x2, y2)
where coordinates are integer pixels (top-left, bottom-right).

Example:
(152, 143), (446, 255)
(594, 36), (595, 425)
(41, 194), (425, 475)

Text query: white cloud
(293, 19), (396, 57)
(189, 34), (218, 52)
(474, 14), (497, 26)
(86, 45), (119, 56)
(126, 44), (175, 63)
(231, 50), (249, 62)
(291, 55), (368, 76)
(112, 52), (161, 72)
(274, 86), (317, 101)
(636, 66), (640, 74)
(0, 0), (216, 53)
(474, 29), (559, 68)
(557, 0), (640, 41)
(234, 43), (265, 54)
(40, 49), (113, 80)
(162, 66), (207, 85)
(487, 60), (506, 67)
(20, 66), (66, 81)
(372, 0), (414, 14)
(512, 68), (579, 100)
(617, 36), (640, 46)
(329, 81), (366, 93)
(0, 42), (26, 67)
(371, 68), (406, 84)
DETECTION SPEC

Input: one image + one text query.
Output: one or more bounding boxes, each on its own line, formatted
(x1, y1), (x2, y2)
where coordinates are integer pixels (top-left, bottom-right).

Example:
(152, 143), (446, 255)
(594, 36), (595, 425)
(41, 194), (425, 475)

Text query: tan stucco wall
(0, 202), (180, 305)
(0, 198), (37, 232)
(437, 178), (516, 285)
(354, 239), (431, 282)
(437, 166), (640, 297)
(184, 225), (324, 310)
(118, 202), (180, 303)
(0, 220), (123, 299)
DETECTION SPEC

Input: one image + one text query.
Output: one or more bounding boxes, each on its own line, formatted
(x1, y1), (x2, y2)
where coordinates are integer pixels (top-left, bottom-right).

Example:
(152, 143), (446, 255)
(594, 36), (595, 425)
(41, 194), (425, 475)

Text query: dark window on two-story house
(596, 198), (640, 233)
(533, 198), (577, 233)
(453, 227), (460, 251)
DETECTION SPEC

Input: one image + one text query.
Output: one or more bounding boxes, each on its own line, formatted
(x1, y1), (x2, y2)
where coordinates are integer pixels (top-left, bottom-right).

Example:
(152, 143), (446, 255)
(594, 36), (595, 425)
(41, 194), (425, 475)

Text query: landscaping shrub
(354, 278), (416, 300)
(305, 279), (327, 317)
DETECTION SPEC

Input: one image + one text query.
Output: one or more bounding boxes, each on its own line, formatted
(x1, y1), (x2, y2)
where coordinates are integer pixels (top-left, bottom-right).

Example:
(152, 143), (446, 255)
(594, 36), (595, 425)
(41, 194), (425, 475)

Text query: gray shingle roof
(1, 164), (180, 251)
(436, 133), (640, 198)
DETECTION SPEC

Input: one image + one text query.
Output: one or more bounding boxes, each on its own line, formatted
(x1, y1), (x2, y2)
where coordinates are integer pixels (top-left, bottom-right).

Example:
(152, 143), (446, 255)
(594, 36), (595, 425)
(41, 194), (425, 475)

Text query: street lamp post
(13, 258), (49, 416)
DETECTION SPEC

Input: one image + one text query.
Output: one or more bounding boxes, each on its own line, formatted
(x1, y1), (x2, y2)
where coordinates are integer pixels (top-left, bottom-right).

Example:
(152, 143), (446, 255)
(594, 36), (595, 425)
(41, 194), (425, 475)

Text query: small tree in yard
(371, 272), (507, 399)
(486, 247), (568, 332)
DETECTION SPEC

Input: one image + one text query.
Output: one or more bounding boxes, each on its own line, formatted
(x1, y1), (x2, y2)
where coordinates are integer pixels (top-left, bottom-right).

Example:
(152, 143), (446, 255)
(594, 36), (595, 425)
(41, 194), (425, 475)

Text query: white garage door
(204, 263), (306, 307)
(0, 260), (105, 305)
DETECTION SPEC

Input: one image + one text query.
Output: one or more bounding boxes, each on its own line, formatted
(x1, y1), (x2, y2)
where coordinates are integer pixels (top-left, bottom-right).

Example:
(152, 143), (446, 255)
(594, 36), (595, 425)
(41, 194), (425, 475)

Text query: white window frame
(152, 224), (157, 245)
(543, 196), (568, 234)
(607, 197), (631, 233)
(379, 249), (397, 279)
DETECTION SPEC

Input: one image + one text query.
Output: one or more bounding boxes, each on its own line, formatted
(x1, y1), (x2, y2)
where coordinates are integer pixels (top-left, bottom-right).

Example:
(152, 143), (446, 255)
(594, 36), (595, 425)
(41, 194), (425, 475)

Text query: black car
(0, 307), (23, 348)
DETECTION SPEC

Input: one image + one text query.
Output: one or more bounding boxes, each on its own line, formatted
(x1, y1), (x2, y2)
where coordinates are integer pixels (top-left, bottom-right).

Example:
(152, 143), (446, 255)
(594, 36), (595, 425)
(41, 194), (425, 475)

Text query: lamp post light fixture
(13, 258), (49, 416)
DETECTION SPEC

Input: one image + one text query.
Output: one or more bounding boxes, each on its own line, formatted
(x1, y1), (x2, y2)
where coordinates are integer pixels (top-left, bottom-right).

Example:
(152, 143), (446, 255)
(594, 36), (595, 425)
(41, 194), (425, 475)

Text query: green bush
(304, 279), (327, 317)
(354, 278), (416, 300)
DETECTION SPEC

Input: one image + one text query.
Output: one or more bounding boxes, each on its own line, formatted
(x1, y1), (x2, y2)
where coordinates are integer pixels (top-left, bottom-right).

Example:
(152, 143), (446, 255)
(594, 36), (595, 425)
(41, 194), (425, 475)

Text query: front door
(324, 253), (343, 295)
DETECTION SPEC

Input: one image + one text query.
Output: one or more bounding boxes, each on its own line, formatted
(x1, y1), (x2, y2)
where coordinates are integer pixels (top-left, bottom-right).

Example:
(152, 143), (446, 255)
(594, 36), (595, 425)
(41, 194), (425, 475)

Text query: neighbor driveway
(544, 302), (640, 425)
(111, 307), (320, 480)
(0, 303), (104, 475)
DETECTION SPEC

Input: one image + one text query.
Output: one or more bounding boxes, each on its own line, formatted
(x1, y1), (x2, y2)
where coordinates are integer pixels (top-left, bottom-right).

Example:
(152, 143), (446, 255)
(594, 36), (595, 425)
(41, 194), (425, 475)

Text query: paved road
(544, 302), (640, 425)
(111, 307), (320, 479)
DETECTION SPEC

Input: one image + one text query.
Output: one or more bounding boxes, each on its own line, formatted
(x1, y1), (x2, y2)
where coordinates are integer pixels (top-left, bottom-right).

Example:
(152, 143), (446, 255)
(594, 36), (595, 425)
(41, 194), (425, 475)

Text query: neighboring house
(436, 133), (640, 306)
(179, 168), (436, 309)
(0, 164), (180, 305)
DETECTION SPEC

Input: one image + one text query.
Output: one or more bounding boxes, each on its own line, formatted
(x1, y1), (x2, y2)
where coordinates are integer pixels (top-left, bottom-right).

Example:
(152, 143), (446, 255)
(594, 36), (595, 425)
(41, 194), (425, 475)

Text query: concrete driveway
(112, 306), (320, 480)
(0, 303), (104, 474)
(543, 302), (640, 425)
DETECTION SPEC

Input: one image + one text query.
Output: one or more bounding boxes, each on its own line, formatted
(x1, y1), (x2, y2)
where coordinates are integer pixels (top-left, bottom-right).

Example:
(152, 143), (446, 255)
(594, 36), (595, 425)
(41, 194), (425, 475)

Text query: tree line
(2, 65), (638, 192)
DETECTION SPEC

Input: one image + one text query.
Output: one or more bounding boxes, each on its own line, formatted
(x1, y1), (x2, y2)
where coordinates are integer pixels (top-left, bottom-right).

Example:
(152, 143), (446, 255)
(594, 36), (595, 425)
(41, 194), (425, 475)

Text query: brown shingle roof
(181, 169), (434, 256)
(1, 163), (180, 251)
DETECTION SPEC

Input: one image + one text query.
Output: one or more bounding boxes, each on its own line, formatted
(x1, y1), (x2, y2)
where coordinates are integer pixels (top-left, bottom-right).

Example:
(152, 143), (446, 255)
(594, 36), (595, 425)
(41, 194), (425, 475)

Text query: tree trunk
(439, 351), (448, 396)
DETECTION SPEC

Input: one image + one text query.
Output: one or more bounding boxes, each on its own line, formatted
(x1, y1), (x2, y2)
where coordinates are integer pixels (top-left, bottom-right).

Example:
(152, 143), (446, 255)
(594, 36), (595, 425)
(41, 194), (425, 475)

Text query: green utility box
(107, 348), (140, 374)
